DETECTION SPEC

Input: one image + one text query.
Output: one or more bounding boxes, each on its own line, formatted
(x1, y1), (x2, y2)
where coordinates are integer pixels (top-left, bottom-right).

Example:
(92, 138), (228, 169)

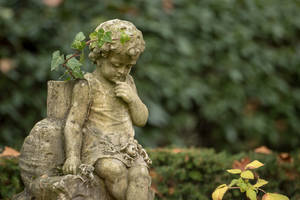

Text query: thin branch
(258, 188), (266, 194)
(229, 186), (267, 195)
(65, 53), (80, 63)
(229, 187), (240, 190)
(62, 63), (76, 79)
(62, 53), (80, 79)
(85, 39), (97, 45)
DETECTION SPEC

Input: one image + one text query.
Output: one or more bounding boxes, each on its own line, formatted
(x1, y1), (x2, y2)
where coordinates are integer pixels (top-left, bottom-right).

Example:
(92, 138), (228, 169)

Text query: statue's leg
(126, 165), (151, 200)
(95, 158), (128, 200)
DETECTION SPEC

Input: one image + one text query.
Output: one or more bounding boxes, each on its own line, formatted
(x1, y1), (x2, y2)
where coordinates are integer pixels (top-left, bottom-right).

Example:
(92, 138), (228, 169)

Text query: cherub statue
(62, 19), (152, 200)
(15, 19), (153, 200)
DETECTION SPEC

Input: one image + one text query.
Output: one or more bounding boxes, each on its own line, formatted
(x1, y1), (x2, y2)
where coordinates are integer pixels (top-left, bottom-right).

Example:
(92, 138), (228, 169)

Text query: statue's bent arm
(128, 78), (149, 127)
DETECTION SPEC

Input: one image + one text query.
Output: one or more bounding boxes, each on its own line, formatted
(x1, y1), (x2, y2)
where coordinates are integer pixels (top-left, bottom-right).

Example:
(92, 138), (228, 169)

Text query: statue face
(100, 53), (137, 83)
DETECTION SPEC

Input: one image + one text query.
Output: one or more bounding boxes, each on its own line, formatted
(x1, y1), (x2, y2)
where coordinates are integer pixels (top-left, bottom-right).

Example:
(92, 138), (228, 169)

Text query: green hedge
(0, 158), (23, 200)
(149, 149), (300, 200)
(1, 149), (300, 200)
(1, 0), (300, 152)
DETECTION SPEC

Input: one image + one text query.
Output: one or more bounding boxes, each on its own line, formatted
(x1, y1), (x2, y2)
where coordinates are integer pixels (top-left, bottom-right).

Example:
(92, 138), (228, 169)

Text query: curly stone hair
(88, 19), (145, 64)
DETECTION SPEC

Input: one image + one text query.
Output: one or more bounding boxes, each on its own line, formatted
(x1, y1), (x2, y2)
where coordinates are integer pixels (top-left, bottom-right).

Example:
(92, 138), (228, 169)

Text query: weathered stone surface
(47, 80), (75, 120)
(14, 174), (112, 200)
(19, 118), (65, 190)
(14, 82), (113, 200)
(15, 19), (154, 200)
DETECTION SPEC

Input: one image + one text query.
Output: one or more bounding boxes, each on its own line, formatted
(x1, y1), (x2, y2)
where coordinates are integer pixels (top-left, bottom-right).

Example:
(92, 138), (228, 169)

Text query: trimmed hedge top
(1, 148), (300, 199)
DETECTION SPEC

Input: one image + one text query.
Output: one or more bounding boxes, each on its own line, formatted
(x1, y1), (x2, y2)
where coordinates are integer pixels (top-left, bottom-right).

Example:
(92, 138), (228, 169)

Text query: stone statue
(14, 19), (154, 200)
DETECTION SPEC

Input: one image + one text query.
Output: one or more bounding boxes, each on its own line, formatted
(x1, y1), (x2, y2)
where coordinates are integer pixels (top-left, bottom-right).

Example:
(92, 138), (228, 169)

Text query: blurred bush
(1, 149), (300, 199)
(0, 157), (23, 200)
(1, 0), (300, 152)
(148, 149), (300, 200)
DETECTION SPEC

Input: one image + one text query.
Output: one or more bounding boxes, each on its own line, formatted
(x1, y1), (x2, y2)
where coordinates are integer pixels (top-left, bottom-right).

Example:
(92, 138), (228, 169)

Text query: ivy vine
(50, 29), (130, 80)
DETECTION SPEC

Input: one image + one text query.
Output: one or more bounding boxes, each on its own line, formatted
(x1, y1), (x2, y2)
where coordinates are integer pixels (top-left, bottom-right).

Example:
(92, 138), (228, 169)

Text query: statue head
(88, 19), (145, 64)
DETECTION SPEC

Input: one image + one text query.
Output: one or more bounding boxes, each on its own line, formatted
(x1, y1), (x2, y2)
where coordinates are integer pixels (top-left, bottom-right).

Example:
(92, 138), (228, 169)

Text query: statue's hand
(62, 156), (81, 175)
(115, 81), (138, 104)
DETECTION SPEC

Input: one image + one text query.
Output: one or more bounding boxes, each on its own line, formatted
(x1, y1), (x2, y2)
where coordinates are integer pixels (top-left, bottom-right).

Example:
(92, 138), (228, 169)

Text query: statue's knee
(95, 158), (127, 180)
(128, 166), (150, 186)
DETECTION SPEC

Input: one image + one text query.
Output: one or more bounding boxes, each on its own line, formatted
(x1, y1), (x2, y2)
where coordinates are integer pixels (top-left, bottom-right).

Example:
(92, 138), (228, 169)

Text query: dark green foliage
(1, 0), (300, 151)
(1, 149), (300, 199)
(148, 149), (300, 200)
(0, 158), (23, 200)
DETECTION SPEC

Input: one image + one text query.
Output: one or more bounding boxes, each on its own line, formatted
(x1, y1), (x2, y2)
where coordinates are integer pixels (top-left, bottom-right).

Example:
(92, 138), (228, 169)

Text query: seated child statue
(62, 19), (153, 200)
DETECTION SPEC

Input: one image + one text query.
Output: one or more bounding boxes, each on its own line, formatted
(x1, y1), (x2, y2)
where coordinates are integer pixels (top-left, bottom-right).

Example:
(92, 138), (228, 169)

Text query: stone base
(13, 174), (113, 200)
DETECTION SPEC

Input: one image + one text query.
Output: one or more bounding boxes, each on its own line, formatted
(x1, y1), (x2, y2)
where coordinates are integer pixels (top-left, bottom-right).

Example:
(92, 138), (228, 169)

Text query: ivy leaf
(241, 170), (254, 179)
(98, 40), (105, 48)
(96, 28), (105, 42)
(253, 178), (268, 188)
(89, 31), (98, 48)
(246, 189), (257, 200)
(103, 31), (112, 42)
(227, 169), (242, 174)
(51, 50), (64, 71)
(71, 32), (86, 50)
(74, 32), (86, 42)
(89, 31), (97, 40)
(212, 184), (228, 200)
(72, 67), (84, 79)
(66, 57), (82, 70)
(65, 56), (84, 79)
(120, 30), (130, 44)
(262, 193), (289, 200)
(97, 28), (105, 38)
(245, 160), (264, 170)
(71, 40), (86, 50)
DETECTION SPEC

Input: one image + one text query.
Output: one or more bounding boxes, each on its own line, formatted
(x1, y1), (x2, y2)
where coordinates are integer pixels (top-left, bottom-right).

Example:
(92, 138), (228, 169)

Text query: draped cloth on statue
(81, 73), (151, 168)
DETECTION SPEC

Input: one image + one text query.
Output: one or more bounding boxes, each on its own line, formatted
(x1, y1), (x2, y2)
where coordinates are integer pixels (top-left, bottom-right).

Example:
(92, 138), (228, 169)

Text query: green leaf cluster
(148, 149), (300, 199)
(51, 28), (112, 80)
(213, 160), (289, 200)
(89, 28), (112, 49)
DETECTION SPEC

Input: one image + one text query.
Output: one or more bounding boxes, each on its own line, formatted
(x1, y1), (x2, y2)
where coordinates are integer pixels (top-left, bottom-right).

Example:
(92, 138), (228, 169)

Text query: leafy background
(1, 0), (300, 153)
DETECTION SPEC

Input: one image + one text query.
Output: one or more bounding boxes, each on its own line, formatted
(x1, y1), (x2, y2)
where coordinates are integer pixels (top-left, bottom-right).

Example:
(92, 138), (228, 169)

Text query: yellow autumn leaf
(245, 160), (264, 169)
(246, 189), (257, 200)
(262, 193), (289, 200)
(240, 170), (254, 179)
(212, 185), (228, 200)
(226, 169), (242, 174)
(216, 184), (227, 189)
(253, 178), (268, 188)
